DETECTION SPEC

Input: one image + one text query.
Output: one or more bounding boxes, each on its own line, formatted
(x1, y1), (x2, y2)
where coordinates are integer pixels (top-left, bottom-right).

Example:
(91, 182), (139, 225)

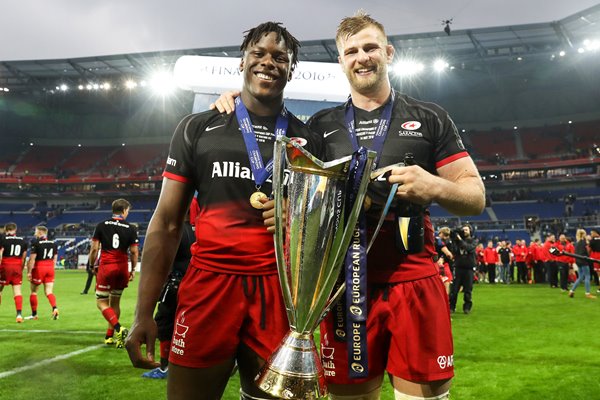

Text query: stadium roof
(1, 3), (599, 94)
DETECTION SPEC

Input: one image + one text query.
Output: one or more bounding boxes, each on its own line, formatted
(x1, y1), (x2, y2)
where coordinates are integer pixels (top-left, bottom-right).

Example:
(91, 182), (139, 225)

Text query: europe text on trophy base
(255, 136), (376, 399)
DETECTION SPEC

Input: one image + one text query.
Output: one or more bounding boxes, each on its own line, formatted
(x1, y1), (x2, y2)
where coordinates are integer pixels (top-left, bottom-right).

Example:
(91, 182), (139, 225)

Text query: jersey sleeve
(30, 241), (39, 254)
(130, 227), (139, 247)
(432, 108), (469, 169)
(163, 114), (200, 184)
(92, 223), (101, 242)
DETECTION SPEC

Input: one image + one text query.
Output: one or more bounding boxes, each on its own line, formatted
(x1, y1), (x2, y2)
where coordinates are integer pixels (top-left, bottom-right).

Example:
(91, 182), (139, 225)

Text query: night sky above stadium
(1, 0), (599, 61)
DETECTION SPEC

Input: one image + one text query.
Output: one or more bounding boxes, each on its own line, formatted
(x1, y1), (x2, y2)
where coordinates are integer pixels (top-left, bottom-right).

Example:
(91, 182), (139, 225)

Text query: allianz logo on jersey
(211, 161), (290, 183)
(358, 118), (379, 125)
(398, 121), (423, 137)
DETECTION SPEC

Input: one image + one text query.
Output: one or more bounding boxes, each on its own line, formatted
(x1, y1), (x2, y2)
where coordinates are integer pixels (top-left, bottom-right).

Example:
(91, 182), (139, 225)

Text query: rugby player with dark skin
(212, 12), (485, 399)
(125, 27), (299, 399)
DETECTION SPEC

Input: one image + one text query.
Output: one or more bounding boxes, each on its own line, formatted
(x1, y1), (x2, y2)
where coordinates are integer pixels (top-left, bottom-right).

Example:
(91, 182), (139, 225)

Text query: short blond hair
(438, 226), (451, 236)
(336, 10), (387, 48)
(36, 226), (48, 235)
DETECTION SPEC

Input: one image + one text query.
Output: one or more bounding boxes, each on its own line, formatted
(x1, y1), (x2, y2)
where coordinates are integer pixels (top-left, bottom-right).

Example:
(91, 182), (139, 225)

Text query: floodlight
(433, 59), (449, 72)
(78, 85), (84, 90)
(125, 80), (137, 89)
(513, 126), (518, 130)
(101, 82), (111, 90)
(577, 48), (585, 54)
(149, 71), (176, 96)
(393, 60), (425, 77)
(559, 51), (566, 57)
(59, 84), (68, 91)
(92, 84), (99, 90)
(583, 39), (599, 51)
(86, 84), (92, 90)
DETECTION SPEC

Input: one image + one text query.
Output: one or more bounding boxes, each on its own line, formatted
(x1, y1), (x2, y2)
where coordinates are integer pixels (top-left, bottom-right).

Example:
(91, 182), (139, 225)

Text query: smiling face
(337, 26), (394, 96)
(240, 31), (292, 106)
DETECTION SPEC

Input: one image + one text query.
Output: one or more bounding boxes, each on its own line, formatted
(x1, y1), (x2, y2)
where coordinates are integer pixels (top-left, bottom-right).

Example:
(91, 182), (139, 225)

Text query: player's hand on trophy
(209, 90), (241, 114)
(262, 198), (287, 233)
(125, 316), (161, 369)
(388, 164), (437, 205)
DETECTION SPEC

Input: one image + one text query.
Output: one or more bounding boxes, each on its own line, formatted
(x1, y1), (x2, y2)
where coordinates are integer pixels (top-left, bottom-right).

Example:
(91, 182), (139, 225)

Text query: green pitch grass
(0, 271), (599, 399)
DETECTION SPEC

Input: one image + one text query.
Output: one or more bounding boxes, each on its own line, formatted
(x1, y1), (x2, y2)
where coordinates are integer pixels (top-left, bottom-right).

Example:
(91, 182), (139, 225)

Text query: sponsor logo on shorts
(172, 311), (189, 356)
(321, 344), (336, 377)
(437, 354), (454, 369)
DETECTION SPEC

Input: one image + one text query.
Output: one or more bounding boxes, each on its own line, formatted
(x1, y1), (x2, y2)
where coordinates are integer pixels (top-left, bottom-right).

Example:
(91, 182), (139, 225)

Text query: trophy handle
(273, 137), (296, 327)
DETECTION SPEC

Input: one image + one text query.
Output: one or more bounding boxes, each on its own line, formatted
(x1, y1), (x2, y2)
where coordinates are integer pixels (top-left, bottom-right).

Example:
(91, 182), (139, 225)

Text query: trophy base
(256, 331), (326, 399)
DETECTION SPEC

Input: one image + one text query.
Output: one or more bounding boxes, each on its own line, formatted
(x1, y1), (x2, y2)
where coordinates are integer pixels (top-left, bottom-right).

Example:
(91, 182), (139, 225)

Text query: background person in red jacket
(513, 239), (528, 284)
(529, 239), (545, 284)
(483, 240), (499, 284)
(543, 234), (559, 288)
(589, 229), (600, 293)
(556, 234), (574, 292)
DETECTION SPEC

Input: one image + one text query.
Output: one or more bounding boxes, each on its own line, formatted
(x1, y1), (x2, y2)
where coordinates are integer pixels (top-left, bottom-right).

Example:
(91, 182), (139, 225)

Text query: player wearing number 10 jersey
(88, 198), (139, 348)
(26, 226), (59, 320)
(0, 222), (28, 322)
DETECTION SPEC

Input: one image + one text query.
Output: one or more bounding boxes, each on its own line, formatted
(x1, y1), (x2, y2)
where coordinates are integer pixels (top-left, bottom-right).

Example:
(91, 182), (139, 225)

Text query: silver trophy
(255, 136), (376, 399)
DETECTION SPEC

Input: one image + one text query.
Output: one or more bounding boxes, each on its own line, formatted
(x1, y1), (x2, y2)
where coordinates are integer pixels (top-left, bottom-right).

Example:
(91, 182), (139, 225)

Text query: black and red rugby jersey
(308, 90), (469, 283)
(163, 108), (322, 275)
(30, 238), (57, 267)
(92, 218), (139, 265)
(0, 234), (28, 266)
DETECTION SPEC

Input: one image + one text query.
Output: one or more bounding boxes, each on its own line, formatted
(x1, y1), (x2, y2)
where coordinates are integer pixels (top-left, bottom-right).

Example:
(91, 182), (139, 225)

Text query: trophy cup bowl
(255, 136), (376, 399)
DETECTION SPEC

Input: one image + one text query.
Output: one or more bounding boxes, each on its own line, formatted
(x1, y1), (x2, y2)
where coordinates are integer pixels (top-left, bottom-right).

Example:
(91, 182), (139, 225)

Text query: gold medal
(363, 195), (372, 211)
(250, 191), (268, 209)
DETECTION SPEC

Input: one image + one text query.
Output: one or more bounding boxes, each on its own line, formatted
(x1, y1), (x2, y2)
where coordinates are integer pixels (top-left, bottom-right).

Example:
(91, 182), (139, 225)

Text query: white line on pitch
(0, 344), (103, 379)
(0, 329), (100, 334)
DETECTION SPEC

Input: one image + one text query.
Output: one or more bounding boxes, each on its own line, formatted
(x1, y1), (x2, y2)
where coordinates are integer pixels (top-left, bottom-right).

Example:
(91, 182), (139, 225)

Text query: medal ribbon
(234, 96), (289, 187)
(344, 90), (395, 168)
(340, 147), (370, 378)
(339, 91), (395, 378)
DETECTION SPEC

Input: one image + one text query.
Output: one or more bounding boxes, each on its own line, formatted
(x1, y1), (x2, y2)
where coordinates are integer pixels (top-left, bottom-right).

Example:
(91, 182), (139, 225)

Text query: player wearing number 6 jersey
(88, 199), (139, 348)
(26, 226), (59, 320)
(0, 222), (28, 323)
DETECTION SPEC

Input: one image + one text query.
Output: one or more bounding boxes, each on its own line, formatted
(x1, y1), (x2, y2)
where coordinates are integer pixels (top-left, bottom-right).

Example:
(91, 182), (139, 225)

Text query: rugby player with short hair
(125, 22), (322, 400)
(0, 223), (28, 323)
(310, 12), (484, 399)
(212, 11), (485, 399)
(25, 226), (59, 320)
(88, 198), (139, 348)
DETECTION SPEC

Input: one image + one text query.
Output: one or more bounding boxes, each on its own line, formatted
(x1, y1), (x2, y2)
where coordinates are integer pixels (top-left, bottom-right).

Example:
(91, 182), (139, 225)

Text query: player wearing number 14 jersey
(26, 226), (59, 320)
(0, 223), (28, 322)
(88, 198), (139, 348)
